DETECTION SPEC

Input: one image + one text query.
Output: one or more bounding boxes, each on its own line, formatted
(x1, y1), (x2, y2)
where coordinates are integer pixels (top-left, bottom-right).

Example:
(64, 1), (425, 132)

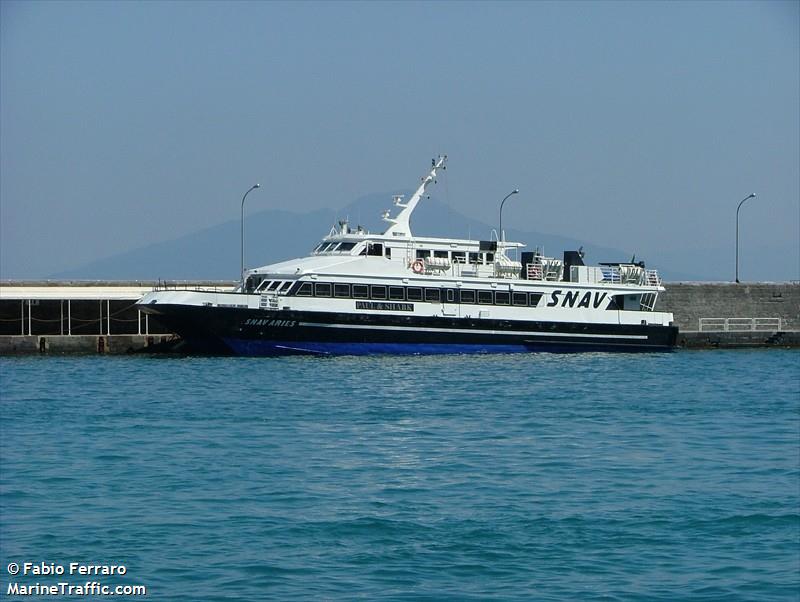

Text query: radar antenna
(382, 155), (447, 238)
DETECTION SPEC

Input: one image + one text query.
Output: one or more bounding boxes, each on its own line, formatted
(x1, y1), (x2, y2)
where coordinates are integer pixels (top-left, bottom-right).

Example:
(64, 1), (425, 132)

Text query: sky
(1, 0), (798, 281)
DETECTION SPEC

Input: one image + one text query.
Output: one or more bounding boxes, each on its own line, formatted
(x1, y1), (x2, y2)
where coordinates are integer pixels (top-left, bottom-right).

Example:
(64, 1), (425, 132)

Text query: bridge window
(337, 242), (356, 253)
(416, 250), (431, 259)
(367, 243), (383, 257)
(434, 250), (449, 259)
(469, 252), (481, 264)
(296, 282), (313, 296)
(452, 252), (466, 264)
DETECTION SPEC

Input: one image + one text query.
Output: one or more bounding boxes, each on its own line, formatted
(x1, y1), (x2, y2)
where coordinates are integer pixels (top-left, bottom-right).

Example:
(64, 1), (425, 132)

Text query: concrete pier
(0, 281), (235, 355)
(0, 280), (797, 354)
(0, 334), (176, 355)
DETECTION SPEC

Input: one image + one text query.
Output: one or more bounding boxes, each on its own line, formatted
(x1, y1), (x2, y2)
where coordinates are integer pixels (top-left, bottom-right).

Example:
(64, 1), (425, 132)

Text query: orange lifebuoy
(411, 259), (425, 274)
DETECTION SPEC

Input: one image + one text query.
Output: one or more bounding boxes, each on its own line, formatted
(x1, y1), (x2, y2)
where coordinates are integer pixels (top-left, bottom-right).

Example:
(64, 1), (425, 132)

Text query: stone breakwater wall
(655, 282), (800, 348)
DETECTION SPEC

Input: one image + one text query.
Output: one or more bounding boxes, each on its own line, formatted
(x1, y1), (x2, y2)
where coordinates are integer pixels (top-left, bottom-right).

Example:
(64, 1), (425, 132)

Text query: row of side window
(293, 282), (543, 307)
(313, 241), (358, 254)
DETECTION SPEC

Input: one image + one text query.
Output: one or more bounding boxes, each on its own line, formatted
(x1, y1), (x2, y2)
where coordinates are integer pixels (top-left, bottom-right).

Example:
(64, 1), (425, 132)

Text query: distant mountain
(50, 194), (700, 280)
(50, 206), (337, 281)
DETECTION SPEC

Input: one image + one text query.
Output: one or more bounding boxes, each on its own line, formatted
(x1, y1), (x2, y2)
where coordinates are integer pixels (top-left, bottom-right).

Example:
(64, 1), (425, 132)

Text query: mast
(382, 155), (447, 238)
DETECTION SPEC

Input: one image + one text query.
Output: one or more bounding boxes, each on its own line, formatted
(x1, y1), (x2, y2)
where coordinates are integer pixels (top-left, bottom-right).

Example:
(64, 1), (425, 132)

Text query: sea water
(1, 350), (798, 601)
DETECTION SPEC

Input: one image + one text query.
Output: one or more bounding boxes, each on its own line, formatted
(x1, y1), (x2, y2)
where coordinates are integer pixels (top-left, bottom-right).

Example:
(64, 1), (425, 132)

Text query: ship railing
(642, 270), (661, 286)
(699, 317), (782, 332)
(620, 265), (643, 284)
(526, 263), (543, 280)
(599, 266), (660, 286)
(639, 292), (658, 312)
(152, 281), (237, 293)
(600, 267), (622, 283)
(525, 257), (563, 281)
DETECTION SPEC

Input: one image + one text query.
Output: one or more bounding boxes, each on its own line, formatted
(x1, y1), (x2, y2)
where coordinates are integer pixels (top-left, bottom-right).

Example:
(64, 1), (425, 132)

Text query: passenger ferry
(137, 156), (677, 355)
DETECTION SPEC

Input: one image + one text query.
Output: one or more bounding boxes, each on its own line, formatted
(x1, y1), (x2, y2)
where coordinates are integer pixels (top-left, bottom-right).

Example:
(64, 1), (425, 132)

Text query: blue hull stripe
(222, 339), (662, 356)
(296, 321), (649, 340)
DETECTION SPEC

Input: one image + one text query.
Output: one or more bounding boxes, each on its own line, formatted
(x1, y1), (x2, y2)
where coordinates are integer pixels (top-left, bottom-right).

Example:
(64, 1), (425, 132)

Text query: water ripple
(1, 350), (798, 600)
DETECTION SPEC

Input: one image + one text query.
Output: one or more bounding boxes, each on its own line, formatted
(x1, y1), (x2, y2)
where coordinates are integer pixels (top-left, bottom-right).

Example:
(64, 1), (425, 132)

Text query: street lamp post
(241, 183), (261, 282)
(498, 189), (520, 243)
(735, 193), (757, 283)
